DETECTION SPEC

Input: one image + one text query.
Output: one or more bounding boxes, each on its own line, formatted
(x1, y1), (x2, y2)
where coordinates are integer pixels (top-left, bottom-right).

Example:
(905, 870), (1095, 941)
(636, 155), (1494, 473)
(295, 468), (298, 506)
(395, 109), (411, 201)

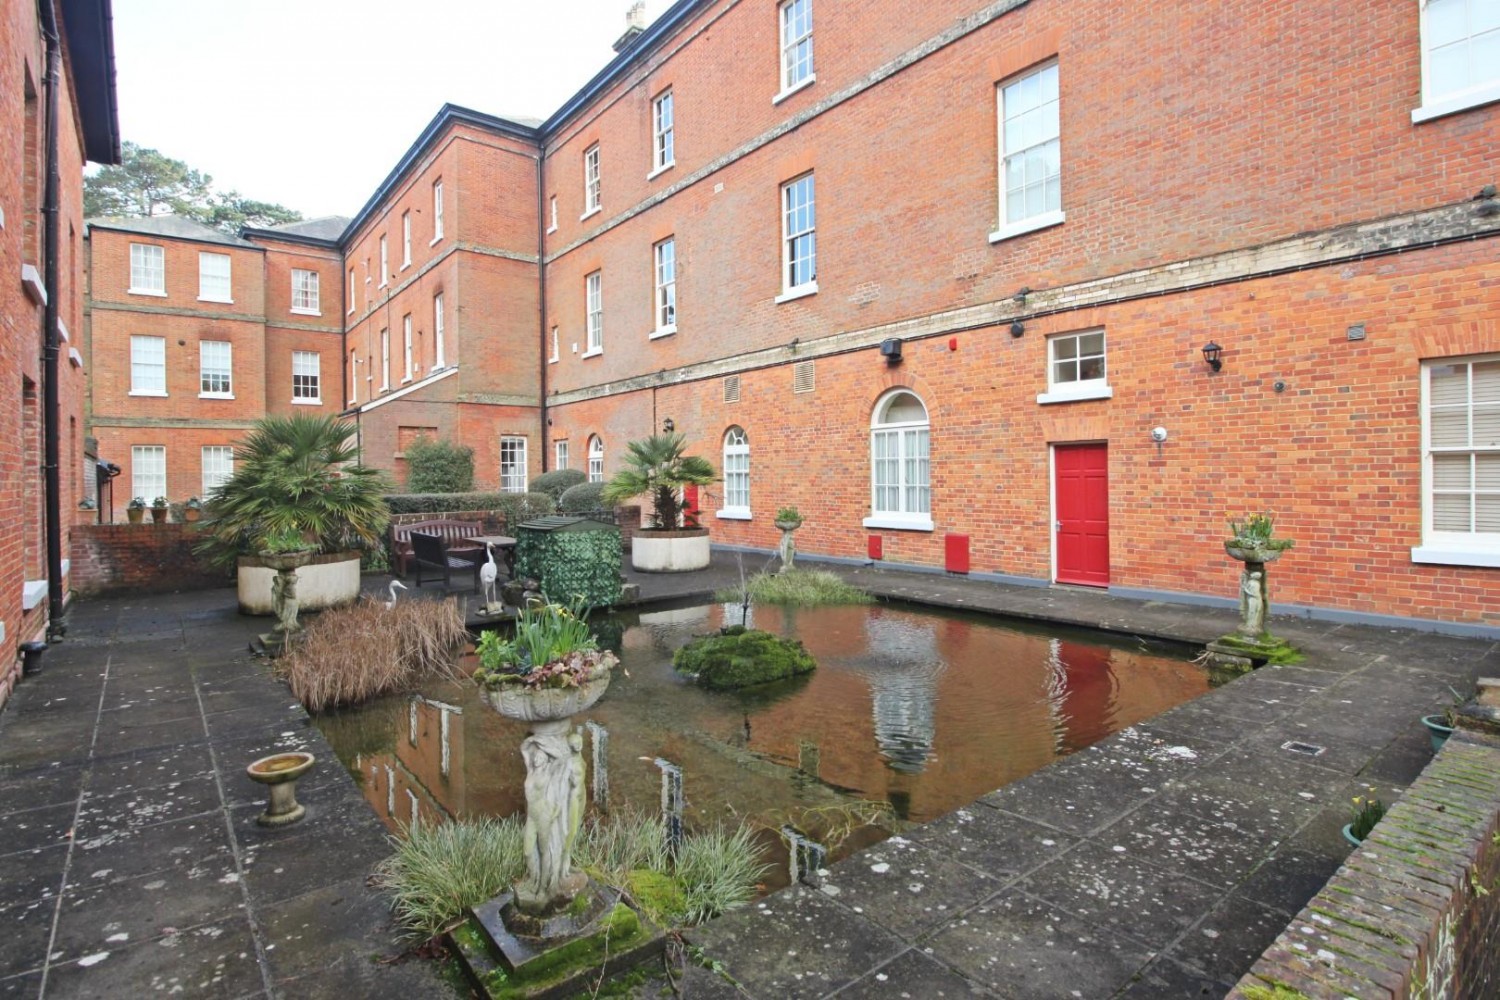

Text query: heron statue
(384, 579), (408, 609)
(480, 544), (500, 613)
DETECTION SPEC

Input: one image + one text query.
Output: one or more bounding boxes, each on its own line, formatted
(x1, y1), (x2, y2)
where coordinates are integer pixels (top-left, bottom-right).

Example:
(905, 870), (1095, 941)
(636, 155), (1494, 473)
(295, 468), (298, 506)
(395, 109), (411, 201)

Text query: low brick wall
(70, 523), (230, 596)
(1230, 733), (1500, 999)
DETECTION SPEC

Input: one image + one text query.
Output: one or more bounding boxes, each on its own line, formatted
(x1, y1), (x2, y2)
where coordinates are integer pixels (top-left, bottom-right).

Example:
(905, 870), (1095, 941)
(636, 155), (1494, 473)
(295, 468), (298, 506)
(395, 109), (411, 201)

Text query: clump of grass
(373, 816), (526, 940)
(714, 568), (871, 607)
(375, 813), (768, 942)
(277, 597), (467, 710)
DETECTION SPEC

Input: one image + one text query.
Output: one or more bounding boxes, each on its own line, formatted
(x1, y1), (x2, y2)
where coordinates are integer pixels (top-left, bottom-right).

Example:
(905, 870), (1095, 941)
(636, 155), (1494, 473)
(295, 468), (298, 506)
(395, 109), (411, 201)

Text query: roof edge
(240, 226), (342, 249)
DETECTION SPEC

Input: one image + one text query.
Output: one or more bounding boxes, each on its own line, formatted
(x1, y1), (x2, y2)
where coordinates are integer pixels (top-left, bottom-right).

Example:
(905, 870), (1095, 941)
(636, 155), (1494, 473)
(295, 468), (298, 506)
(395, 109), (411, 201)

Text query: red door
(1054, 443), (1110, 587)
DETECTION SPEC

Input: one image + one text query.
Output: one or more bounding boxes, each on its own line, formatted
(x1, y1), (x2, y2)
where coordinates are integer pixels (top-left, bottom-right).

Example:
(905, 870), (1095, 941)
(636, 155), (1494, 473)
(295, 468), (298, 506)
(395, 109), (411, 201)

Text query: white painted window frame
(198, 340), (233, 398)
(431, 181), (444, 243)
(291, 268), (320, 315)
(129, 243), (166, 296)
(500, 436), (528, 493)
(778, 173), (817, 302)
(129, 335), (167, 396)
(588, 436), (604, 483)
(1414, 0), (1500, 123)
(197, 251), (232, 303)
(555, 439), (570, 470)
(291, 350), (321, 404)
(718, 426), (751, 519)
(583, 144), (602, 218)
(433, 293), (446, 369)
(402, 313), (414, 382)
(380, 328), (391, 391)
(653, 237), (677, 336)
(379, 234), (389, 287)
(992, 60), (1065, 244)
(401, 211), (412, 269)
(864, 389), (934, 531)
(585, 271), (604, 356)
(651, 89), (675, 176)
(131, 445), (167, 503)
(777, 0), (815, 100)
(201, 445), (234, 495)
(1038, 329), (1112, 405)
(1413, 354), (1500, 566)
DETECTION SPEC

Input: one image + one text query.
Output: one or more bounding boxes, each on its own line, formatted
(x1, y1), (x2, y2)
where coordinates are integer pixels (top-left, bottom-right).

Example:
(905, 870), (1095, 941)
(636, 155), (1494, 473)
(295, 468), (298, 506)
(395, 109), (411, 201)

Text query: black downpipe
(537, 151), (549, 472)
(40, 0), (66, 640)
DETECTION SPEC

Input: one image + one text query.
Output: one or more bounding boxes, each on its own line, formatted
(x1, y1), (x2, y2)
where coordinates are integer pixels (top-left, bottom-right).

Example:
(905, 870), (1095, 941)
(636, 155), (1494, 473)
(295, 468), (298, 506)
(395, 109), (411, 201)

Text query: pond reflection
(322, 600), (1207, 886)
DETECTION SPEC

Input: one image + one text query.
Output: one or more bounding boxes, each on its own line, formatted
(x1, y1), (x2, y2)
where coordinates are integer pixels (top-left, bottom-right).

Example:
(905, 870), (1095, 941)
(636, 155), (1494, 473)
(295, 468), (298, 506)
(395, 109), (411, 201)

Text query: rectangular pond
(317, 599), (1208, 888)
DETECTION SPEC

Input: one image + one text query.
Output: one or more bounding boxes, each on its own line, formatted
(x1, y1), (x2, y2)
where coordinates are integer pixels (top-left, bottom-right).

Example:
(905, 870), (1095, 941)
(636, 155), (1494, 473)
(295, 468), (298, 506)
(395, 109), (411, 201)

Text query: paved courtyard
(0, 557), (1491, 998)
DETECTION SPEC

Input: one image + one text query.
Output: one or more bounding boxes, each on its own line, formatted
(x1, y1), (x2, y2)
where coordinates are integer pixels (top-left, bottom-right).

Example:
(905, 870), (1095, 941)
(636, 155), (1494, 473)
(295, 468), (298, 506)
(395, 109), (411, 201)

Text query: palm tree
(601, 432), (717, 530)
(196, 415), (391, 567)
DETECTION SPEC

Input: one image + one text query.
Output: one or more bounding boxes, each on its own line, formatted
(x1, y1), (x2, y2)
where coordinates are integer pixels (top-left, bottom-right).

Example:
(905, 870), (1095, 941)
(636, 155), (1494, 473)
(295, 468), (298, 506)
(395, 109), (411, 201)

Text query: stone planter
(630, 528), (710, 572)
(126, 507), (144, 524)
(1224, 542), (1285, 563)
(150, 506), (168, 524)
(237, 550), (361, 615)
(480, 668), (612, 724)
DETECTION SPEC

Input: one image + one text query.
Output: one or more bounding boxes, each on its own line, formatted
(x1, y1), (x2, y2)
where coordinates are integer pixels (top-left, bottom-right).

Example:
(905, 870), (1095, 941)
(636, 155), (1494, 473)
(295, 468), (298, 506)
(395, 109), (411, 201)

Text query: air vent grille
(792, 360), (815, 394)
(723, 374), (741, 403)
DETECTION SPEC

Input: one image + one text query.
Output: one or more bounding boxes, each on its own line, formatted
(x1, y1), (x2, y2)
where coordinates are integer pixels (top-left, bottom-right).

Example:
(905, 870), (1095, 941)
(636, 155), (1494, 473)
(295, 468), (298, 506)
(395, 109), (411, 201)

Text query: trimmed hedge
(559, 482), (614, 514)
(384, 492), (557, 526)
(530, 468), (586, 503)
(403, 437), (475, 493)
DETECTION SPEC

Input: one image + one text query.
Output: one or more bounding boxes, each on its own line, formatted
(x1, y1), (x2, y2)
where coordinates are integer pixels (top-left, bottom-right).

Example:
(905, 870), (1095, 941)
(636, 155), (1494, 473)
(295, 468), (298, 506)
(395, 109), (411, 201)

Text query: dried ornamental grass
(277, 597), (467, 711)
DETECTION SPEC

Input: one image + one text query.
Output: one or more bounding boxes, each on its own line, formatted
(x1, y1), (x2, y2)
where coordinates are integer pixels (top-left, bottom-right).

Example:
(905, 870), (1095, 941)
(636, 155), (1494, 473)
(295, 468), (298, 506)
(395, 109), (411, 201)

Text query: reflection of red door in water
(1055, 444), (1109, 586)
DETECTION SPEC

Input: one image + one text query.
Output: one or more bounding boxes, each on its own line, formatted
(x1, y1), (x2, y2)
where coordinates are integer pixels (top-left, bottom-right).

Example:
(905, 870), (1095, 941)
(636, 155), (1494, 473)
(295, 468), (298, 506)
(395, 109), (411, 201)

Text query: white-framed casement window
(291, 268), (320, 314)
(500, 437), (528, 493)
(349, 349), (359, 404)
(380, 328), (391, 391)
(719, 426), (750, 519)
(588, 435), (604, 483)
(432, 181), (444, 242)
(348, 268), (356, 314)
(865, 389), (933, 531)
(651, 89), (675, 175)
(199, 340), (233, 398)
(379, 235), (389, 287)
(1414, 356), (1500, 566)
(130, 243), (165, 295)
(992, 60), (1063, 243)
(777, 0), (814, 100)
(201, 446), (234, 495)
(555, 439), (570, 470)
(653, 237), (677, 336)
(548, 196), (558, 234)
(131, 445), (166, 503)
(1415, 0), (1500, 123)
(129, 335), (167, 396)
(433, 293), (446, 369)
(401, 211), (412, 268)
(291, 350), (321, 404)
(403, 314), (414, 381)
(583, 145), (602, 217)
(585, 271), (603, 356)
(1038, 329), (1111, 404)
(549, 326), (560, 364)
(778, 173), (817, 301)
(198, 252), (232, 303)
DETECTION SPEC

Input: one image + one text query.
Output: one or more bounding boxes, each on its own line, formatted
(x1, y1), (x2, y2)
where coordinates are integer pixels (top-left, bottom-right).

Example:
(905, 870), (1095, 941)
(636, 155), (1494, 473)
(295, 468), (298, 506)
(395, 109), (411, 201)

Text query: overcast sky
(110, 0), (668, 219)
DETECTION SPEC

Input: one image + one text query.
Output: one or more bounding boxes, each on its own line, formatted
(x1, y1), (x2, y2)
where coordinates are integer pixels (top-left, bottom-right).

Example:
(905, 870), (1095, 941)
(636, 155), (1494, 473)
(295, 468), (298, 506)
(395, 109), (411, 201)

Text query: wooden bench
(390, 519), (484, 578)
(409, 531), (484, 593)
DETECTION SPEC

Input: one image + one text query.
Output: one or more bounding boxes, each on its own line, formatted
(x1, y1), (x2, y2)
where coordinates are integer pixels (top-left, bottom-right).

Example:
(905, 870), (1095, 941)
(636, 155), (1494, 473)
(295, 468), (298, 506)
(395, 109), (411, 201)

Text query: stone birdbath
(1205, 514), (1298, 678)
(246, 751), (314, 826)
(774, 508), (803, 574)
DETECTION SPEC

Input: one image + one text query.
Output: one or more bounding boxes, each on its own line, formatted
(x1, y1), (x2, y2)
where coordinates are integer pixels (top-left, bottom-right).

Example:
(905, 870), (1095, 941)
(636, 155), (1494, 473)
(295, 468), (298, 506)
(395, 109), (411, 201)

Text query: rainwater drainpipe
(40, 0), (67, 640)
(537, 148), (549, 472)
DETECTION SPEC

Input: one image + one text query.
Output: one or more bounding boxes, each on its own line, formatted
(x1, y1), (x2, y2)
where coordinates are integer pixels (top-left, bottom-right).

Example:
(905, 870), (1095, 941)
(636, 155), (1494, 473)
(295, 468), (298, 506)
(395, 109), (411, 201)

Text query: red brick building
(1, 0), (118, 706)
(85, 0), (1500, 634)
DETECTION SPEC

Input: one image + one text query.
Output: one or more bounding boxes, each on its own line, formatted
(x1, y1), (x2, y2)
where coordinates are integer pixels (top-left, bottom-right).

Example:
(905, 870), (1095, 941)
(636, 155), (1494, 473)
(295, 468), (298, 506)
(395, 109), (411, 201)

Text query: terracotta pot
(126, 507), (144, 524)
(183, 507), (201, 522)
(150, 507), (168, 524)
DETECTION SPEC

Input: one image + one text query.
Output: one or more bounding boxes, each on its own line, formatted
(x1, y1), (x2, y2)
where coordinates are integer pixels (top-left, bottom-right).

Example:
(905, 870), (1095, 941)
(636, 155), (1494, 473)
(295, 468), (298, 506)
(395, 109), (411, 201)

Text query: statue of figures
(778, 525), (798, 574)
(272, 569), (301, 633)
(1239, 563), (1267, 637)
(516, 722), (587, 913)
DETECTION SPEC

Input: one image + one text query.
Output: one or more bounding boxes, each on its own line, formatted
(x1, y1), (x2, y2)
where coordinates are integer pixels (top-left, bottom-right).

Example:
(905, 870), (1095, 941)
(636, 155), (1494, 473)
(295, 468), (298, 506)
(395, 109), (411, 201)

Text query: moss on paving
(672, 627), (816, 690)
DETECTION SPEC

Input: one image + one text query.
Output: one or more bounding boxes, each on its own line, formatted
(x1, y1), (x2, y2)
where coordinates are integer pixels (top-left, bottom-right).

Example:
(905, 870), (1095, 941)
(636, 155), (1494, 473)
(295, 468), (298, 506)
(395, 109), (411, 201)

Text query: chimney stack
(613, 2), (647, 53)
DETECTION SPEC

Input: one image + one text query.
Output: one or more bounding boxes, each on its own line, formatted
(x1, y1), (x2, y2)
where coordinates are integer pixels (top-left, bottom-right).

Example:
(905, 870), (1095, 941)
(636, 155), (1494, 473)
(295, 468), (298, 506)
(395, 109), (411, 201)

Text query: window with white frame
(654, 238), (677, 334)
(130, 243), (165, 295)
(1415, 356), (1500, 565)
(995, 61), (1062, 240)
(652, 89), (675, 172)
(585, 271), (603, 354)
(720, 426), (750, 517)
(433, 293), (446, 369)
(555, 439), (569, 470)
(403, 314), (414, 380)
(1039, 329), (1111, 404)
(379, 234), (388, 286)
(549, 326), (560, 363)
(130, 335), (166, 395)
(131, 445), (166, 503)
(780, 173), (816, 296)
(549, 196), (558, 233)
(199, 340), (232, 397)
(201, 446), (234, 495)
(198, 252), (232, 302)
(779, 0), (814, 94)
(380, 328), (390, 390)
(433, 181), (444, 240)
(348, 268), (356, 313)
(349, 349), (358, 404)
(500, 437), (528, 493)
(1417, 0), (1500, 121)
(866, 389), (932, 529)
(402, 211), (412, 268)
(292, 351), (321, 403)
(291, 268), (320, 314)
(588, 435), (604, 483)
(583, 145), (601, 215)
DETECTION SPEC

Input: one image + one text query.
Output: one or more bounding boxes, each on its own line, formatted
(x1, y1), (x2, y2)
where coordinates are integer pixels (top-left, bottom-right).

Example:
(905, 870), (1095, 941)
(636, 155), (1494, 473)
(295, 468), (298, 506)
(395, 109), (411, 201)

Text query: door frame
(1049, 440), (1110, 586)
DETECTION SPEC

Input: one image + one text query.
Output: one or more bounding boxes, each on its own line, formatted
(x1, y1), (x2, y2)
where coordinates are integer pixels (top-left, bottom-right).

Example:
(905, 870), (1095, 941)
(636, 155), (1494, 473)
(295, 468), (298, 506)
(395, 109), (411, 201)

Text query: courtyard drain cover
(1280, 741), (1327, 757)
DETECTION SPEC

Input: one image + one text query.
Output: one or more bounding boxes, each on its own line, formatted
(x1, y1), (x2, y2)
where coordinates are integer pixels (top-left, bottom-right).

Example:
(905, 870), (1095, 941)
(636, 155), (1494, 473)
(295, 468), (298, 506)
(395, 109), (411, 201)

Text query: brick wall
(69, 523), (230, 596)
(1230, 733), (1500, 999)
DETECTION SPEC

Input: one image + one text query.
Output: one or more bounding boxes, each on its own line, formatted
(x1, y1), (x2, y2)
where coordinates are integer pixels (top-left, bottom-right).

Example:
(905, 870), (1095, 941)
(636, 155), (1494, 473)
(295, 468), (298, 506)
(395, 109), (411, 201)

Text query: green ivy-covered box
(514, 515), (623, 607)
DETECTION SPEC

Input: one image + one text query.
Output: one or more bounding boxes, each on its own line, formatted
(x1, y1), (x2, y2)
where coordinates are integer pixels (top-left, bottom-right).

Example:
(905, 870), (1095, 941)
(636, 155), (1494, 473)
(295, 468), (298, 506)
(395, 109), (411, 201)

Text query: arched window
(720, 427), (750, 517)
(865, 389), (932, 530)
(587, 435), (605, 483)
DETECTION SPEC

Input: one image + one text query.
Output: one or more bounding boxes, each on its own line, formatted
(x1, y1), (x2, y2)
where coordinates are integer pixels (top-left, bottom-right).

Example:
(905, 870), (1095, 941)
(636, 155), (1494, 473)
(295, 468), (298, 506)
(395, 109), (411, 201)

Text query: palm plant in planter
(602, 431), (717, 572)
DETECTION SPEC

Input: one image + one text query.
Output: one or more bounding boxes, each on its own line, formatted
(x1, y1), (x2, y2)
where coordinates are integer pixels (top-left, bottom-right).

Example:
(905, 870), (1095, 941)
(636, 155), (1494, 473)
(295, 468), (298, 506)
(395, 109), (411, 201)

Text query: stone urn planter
(774, 514), (803, 573)
(630, 527), (711, 572)
(1224, 542), (1285, 564)
(1204, 514), (1298, 676)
